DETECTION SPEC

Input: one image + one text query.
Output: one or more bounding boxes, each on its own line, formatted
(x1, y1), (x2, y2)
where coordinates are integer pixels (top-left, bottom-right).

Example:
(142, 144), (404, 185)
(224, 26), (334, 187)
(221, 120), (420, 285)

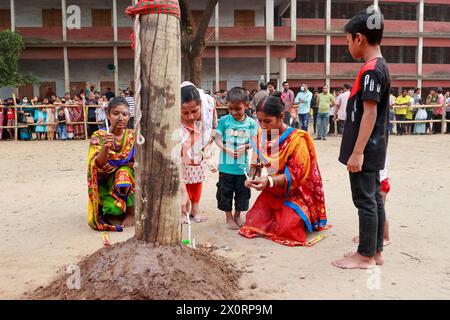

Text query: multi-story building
(0, 0), (449, 98)
(0, 0), (135, 98)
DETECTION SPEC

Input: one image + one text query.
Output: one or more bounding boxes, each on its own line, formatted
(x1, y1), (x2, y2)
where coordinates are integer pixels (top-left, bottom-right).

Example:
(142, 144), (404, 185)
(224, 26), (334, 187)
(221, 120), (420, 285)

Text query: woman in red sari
(70, 94), (86, 139)
(239, 95), (329, 246)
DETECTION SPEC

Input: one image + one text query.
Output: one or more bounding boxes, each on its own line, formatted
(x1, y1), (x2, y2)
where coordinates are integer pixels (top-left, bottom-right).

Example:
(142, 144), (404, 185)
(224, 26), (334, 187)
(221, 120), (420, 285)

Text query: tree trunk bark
(134, 13), (181, 245)
(186, 53), (202, 87)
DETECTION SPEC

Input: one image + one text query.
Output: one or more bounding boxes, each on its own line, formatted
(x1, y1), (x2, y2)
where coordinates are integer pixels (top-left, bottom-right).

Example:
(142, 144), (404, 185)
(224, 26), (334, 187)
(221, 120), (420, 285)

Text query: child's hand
(234, 146), (247, 159)
(224, 147), (236, 158)
(347, 152), (364, 173)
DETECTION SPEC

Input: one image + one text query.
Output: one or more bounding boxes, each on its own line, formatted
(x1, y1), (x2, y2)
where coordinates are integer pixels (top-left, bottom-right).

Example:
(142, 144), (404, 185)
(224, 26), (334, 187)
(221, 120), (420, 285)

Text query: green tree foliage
(0, 30), (39, 88)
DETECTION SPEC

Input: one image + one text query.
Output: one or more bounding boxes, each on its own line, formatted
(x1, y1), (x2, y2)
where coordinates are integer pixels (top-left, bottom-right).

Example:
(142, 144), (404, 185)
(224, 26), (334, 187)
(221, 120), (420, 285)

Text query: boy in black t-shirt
(333, 8), (391, 269)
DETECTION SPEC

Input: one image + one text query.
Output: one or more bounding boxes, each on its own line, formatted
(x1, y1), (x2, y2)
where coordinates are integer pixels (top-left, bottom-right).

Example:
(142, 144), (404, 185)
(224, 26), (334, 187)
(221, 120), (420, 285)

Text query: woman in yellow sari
(240, 95), (329, 246)
(87, 97), (135, 232)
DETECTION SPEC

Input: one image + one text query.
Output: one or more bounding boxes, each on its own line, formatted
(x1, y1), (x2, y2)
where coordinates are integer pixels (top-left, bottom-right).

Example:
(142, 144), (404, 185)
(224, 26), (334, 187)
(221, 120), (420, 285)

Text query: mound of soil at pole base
(27, 238), (241, 300)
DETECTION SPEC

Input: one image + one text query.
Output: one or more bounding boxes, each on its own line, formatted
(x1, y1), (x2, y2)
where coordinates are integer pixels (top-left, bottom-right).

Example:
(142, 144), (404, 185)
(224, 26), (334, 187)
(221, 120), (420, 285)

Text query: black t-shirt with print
(339, 57), (391, 171)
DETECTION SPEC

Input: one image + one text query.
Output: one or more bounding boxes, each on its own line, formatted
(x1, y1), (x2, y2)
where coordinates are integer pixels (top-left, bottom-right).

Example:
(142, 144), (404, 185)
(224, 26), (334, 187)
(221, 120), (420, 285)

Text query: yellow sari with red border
(87, 129), (135, 232)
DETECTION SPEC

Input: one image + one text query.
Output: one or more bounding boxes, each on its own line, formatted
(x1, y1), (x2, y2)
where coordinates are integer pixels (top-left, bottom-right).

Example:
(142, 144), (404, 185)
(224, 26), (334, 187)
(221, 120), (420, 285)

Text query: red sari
(239, 127), (328, 246)
(70, 106), (85, 139)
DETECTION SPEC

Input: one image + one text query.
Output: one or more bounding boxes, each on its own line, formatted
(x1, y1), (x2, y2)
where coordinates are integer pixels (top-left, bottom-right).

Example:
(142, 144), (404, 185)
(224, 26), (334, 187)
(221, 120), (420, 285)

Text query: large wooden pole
(133, 7), (181, 245)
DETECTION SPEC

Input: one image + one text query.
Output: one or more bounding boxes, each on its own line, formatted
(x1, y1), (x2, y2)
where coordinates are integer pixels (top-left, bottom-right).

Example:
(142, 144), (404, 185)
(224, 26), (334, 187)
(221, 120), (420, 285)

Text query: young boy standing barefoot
(333, 8), (391, 269)
(215, 87), (257, 230)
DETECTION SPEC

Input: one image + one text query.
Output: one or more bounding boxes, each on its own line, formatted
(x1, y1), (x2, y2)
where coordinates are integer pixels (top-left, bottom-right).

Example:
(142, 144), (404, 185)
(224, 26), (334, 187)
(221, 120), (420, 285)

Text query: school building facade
(0, 0), (450, 98)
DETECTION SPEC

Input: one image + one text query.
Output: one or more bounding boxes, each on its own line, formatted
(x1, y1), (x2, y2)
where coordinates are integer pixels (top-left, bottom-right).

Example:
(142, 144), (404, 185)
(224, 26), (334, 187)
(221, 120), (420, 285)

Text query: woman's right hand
(102, 133), (115, 150)
(244, 179), (254, 189)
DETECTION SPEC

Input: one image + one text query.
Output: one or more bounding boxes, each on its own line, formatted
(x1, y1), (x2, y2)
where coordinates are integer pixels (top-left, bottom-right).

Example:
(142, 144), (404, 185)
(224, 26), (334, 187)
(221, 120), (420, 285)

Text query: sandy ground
(2, 134), (450, 300)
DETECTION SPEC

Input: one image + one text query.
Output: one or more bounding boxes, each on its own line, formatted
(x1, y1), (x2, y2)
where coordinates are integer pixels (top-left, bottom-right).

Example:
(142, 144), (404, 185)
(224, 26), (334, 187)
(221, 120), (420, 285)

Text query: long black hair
(181, 85), (201, 105)
(256, 96), (284, 117)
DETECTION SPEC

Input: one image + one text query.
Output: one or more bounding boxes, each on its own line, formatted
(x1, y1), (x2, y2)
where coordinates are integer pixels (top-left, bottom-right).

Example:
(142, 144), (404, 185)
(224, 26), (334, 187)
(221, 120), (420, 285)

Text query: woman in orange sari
(240, 96), (329, 246)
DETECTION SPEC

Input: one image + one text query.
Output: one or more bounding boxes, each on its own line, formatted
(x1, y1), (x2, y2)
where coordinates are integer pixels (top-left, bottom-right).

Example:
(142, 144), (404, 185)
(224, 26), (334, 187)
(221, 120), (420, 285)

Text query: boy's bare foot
(344, 251), (384, 265)
(332, 252), (376, 269)
(353, 236), (392, 247)
(226, 218), (239, 230)
(234, 213), (245, 227)
(121, 214), (135, 228)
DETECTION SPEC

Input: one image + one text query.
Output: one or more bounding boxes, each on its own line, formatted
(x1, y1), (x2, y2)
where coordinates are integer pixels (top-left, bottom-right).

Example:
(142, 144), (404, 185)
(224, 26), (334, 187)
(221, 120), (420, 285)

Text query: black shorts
(216, 172), (250, 212)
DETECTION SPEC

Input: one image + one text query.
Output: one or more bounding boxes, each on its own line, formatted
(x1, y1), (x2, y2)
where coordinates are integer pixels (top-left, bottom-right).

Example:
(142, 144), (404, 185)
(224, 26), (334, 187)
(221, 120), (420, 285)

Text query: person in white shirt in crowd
(294, 83), (313, 132)
(124, 90), (135, 129)
(334, 84), (351, 135)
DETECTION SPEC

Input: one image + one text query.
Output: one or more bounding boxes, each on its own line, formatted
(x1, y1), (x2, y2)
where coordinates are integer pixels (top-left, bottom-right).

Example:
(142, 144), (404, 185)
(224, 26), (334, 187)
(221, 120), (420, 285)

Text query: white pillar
(266, 45), (271, 83)
(290, 0), (297, 42)
(417, 0), (424, 90)
(62, 0), (69, 93)
(63, 48), (70, 93)
(10, 0), (15, 31)
(215, 3), (220, 92)
(266, 0), (274, 41)
(215, 3), (219, 42)
(215, 47), (220, 92)
(279, 57), (287, 84)
(325, 0), (331, 88)
(113, 0), (119, 96)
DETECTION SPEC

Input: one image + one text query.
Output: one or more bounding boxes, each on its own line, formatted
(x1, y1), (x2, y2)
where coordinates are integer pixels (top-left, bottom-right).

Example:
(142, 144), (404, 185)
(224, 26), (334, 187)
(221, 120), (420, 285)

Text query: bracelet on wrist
(267, 176), (274, 188)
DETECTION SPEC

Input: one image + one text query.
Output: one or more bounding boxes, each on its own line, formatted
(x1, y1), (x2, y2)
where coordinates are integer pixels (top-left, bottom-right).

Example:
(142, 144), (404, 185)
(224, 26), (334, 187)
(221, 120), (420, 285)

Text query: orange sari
(239, 127), (328, 246)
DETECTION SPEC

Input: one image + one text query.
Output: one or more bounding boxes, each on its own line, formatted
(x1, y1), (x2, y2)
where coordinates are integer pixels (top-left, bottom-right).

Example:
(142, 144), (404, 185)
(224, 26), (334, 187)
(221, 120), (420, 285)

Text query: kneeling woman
(240, 96), (329, 246)
(87, 97), (135, 231)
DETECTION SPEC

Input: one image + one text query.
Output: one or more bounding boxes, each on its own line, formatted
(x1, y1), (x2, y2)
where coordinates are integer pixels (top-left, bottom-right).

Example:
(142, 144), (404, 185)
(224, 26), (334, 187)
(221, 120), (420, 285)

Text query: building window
(0, 9), (11, 28)
(234, 10), (255, 27)
(297, 0), (326, 19)
(379, 3), (417, 21)
(381, 46), (417, 63)
(331, 1), (372, 20)
(330, 45), (354, 63)
(293, 45), (325, 63)
(424, 4), (450, 22)
(92, 9), (112, 27)
(42, 9), (62, 27)
(423, 47), (450, 64)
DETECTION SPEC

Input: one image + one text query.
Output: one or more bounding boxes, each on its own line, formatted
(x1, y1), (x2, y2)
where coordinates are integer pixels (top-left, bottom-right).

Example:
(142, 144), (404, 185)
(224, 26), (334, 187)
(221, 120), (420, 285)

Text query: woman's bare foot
(121, 214), (135, 228)
(332, 252), (376, 269)
(344, 251), (384, 265)
(353, 236), (391, 247)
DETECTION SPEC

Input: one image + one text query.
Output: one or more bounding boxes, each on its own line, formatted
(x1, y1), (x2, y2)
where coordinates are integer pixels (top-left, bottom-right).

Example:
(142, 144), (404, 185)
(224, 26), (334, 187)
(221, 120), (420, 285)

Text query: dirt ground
(2, 134), (450, 300)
